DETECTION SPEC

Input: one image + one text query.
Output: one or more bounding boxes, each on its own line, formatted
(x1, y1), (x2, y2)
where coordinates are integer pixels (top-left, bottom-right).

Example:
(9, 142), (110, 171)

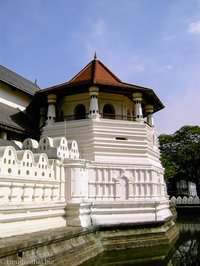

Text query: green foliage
(159, 125), (200, 194)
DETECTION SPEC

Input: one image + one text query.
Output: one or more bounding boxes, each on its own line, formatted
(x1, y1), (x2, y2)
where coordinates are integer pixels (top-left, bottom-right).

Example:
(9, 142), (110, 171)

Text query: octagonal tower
(28, 55), (172, 228)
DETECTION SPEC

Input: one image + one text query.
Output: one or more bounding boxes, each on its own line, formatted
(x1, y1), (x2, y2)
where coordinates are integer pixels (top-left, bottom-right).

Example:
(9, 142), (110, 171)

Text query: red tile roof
(34, 57), (164, 113)
(69, 59), (122, 86)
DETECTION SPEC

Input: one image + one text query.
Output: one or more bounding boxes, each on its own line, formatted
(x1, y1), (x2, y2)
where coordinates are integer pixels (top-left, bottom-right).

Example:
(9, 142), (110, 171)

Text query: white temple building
(0, 56), (174, 238)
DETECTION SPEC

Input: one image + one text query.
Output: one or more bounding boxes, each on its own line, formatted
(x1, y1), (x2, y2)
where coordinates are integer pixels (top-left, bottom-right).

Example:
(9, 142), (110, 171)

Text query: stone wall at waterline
(0, 221), (179, 266)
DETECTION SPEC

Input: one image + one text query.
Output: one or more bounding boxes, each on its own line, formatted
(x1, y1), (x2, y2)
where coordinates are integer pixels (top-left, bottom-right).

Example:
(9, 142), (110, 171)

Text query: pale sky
(0, 0), (200, 134)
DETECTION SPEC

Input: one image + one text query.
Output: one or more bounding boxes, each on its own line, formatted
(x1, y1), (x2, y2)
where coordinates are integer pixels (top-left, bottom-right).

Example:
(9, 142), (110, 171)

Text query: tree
(159, 125), (200, 196)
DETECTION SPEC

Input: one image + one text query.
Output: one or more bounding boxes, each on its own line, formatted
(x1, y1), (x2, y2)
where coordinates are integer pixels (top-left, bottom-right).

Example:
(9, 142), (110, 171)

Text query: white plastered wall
(0, 82), (32, 110)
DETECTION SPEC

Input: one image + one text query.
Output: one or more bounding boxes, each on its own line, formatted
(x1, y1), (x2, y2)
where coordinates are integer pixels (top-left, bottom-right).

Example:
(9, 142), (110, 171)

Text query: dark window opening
(74, 104), (86, 120)
(103, 104), (115, 119)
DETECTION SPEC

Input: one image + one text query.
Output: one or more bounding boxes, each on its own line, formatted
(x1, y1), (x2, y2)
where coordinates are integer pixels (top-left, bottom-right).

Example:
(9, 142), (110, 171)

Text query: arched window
(103, 104), (115, 119)
(74, 104), (86, 120)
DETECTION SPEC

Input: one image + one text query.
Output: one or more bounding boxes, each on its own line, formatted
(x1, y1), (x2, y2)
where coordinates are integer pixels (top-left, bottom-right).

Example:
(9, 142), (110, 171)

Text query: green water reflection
(170, 220), (200, 266)
(81, 219), (200, 266)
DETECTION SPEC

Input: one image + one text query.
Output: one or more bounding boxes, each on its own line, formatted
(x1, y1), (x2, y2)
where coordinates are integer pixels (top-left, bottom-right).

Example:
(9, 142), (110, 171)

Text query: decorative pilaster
(46, 94), (57, 125)
(145, 105), (154, 127)
(132, 92), (143, 122)
(88, 86), (100, 120)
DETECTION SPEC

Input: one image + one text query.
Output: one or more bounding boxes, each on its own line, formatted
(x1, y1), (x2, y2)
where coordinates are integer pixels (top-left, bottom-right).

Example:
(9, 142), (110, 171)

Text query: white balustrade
(0, 145), (59, 205)
(68, 140), (79, 159)
(22, 136), (80, 160)
(88, 168), (167, 201)
(170, 196), (200, 205)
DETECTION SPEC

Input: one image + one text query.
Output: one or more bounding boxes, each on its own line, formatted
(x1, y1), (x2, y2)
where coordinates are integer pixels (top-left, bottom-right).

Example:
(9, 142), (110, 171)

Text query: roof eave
(35, 80), (164, 112)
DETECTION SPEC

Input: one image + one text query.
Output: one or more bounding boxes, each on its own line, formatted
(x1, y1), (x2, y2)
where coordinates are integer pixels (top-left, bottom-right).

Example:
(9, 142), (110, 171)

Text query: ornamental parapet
(0, 146), (57, 205)
(23, 136), (80, 160)
(170, 196), (200, 205)
(0, 136), (80, 206)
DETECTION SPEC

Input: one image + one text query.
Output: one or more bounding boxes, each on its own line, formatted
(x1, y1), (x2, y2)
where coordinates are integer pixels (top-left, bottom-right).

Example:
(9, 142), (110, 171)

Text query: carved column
(46, 94), (57, 125)
(88, 86), (100, 120)
(145, 105), (154, 127)
(132, 92), (143, 122)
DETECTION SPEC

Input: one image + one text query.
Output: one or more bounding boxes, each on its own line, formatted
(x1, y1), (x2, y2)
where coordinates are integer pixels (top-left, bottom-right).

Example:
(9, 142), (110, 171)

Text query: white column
(145, 105), (154, 127)
(1, 131), (7, 139)
(132, 92), (143, 122)
(88, 86), (100, 120)
(46, 94), (57, 125)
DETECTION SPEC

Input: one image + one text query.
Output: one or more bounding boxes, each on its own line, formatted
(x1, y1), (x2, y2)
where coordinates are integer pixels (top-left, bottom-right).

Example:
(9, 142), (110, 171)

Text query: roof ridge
(0, 65), (38, 86)
(91, 59), (96, 83)
(68, 60), (93, 83)
(94, 59), (122, 83)
(68, 59), (122, 85)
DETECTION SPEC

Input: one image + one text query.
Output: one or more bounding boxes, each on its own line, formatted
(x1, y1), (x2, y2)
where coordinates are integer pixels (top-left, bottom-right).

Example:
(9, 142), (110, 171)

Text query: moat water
(81, 215), (200, 266)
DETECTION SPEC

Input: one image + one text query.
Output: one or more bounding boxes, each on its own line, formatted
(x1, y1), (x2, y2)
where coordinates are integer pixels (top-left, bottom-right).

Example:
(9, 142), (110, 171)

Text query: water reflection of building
(170, 221), (200, 266)
(178, 222), (200, 232)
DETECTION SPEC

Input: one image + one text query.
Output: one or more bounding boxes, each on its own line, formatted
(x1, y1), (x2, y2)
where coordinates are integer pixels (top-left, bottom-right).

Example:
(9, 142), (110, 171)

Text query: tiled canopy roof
(40, 58), (154, 93)
(0, 65), (40, 96)
(69, 59), (122, 86)
(34, 57), (164, 113)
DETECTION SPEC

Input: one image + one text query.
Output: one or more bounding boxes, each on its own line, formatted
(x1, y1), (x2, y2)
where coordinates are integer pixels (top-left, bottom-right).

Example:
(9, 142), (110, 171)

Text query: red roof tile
(69, 59), (122, 86)
(33, 57), (165, 113)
